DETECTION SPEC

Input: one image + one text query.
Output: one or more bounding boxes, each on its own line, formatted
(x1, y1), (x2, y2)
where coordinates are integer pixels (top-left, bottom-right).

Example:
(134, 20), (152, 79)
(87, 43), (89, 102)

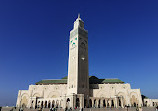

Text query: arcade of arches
(23, 96), (140, 109)
(17, 83), (143, 109)
(144, 99), (158, 107)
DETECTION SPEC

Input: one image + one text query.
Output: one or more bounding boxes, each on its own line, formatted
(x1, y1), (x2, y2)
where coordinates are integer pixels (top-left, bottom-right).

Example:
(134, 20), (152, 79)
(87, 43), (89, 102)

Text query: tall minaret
(67, 14), (89, 97)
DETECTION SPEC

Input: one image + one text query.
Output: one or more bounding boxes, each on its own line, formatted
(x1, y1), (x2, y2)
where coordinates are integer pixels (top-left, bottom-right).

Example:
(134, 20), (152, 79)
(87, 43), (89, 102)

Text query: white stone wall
(17, 83), (143, 108)
(89, 83), (142, 107)
(16, 84), (67, 108)
(144, 99), (158, 107)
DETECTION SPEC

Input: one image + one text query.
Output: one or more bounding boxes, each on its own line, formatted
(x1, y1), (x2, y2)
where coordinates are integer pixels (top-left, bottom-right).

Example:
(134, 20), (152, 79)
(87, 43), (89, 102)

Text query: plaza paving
(84, 107), (156, 111)
(1, 107), (156, 111)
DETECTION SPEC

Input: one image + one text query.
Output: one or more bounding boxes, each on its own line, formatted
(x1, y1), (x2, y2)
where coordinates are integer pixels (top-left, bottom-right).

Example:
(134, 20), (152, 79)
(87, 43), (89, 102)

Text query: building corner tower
(67, 15), (89, 98)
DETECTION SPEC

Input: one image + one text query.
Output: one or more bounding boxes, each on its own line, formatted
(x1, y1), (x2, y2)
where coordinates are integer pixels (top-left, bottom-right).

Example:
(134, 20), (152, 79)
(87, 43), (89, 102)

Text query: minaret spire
(78, 13), (80, 18)
(67, 15), (89, 97)
(74, 13), (84, 29)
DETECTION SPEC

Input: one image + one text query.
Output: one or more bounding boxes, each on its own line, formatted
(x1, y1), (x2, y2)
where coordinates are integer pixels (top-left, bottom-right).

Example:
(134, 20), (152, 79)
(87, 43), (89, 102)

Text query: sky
(0, 0), (158, 106)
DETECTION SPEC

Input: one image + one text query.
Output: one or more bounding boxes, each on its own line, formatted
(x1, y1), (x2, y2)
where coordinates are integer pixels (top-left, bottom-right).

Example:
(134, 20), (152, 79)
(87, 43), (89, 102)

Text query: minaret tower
(67, 14), (89, 97)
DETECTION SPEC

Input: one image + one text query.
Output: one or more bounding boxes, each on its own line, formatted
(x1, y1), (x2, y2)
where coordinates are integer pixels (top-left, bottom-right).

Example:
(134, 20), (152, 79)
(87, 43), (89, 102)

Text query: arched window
(67, 98), (70, 102)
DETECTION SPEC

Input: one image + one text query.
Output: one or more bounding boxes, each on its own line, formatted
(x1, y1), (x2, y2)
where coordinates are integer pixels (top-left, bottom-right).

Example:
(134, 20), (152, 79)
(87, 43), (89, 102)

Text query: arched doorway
(31, 100), (34, 108)
(98, 99), (100, 108)
(111, 100), (114, 107)
(56, 100), (59, 108)
(35, 100), (37, 109)
(76, 98), (80, 108)
(52, 100), (55, 108)
(84, 99), (86, 108)
(107, 100), (109, 108)
(44, 101), (47, 108)
(41, 101), (43, 108)
(37, 101), (40, 108)
(22, 103), (26, 108)
(103, 100), (106, 107)
(118, 98), (121, 107)
(145, 101), (147, 107)
(48, 101), (51, 108)
(21, 96), (28, 108)
(130, 95), (138, 107)
(89, 99), (92, 108)
(94, 99), (96, 108)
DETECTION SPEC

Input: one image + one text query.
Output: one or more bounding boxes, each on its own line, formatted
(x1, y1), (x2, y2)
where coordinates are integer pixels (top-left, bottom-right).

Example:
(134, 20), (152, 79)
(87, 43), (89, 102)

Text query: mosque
(16, 15), (143, 109)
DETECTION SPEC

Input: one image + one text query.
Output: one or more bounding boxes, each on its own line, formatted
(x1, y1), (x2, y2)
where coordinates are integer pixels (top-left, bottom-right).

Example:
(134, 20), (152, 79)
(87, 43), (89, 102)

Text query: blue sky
(0, 0), (158, 106)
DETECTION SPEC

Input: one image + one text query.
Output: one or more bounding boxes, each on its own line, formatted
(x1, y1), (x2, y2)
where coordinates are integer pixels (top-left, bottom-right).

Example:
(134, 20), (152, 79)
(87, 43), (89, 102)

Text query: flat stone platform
(1, 107), (156, 111)
(84, 107), (155, 111)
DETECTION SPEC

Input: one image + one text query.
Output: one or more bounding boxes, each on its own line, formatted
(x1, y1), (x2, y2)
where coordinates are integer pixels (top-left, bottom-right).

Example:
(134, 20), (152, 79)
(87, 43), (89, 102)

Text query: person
(65, 107), (67, 111)
(37, 107), (41, 111)
(10, 108), (13, 111)
(136, 106), (139, 111)
(139, 107), (142, 111)
(53, 107), (56, 111)
(156, 106), (158, 111)
(20, 107), (23, 111)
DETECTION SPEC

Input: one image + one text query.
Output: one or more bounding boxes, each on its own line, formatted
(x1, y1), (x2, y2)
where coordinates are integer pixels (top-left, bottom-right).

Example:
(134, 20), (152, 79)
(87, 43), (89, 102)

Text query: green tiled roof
(36, 76), (124, 85)
(35, 79), (67, 85)
(89, 76), (99, 80)
(89, 79), (124, 84)
(62, 76), (68, 79)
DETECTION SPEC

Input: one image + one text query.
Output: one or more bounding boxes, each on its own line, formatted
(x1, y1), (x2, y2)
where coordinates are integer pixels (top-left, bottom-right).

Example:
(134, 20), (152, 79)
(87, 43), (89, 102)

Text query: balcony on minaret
(73, 15), (84, 29)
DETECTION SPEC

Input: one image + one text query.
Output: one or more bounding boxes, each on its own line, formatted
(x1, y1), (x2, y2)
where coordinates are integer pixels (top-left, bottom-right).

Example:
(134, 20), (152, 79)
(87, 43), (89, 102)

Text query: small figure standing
(65, 107), (67, 111)
(156, 106), (158, 111)
(136, 106), (139, 111)
(81, 107), (83, 111)
(20, 107), (23, 111)
(139, 107), (142, 111)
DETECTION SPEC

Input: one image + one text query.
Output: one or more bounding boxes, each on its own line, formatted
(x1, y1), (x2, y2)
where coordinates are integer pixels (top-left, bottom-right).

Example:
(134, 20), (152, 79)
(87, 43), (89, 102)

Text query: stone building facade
(16, 15), (143, 109)
(143, 99), (158, 107)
